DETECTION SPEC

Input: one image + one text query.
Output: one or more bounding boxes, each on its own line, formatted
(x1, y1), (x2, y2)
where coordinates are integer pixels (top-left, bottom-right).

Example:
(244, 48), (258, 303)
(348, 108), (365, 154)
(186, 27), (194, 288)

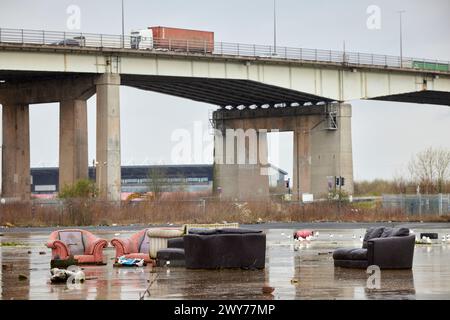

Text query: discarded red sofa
(46, 229), (108, 265)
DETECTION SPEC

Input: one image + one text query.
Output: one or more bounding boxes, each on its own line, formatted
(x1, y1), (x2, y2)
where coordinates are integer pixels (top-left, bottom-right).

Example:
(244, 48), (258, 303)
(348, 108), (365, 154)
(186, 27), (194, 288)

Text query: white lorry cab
(130, 29), (154, 50)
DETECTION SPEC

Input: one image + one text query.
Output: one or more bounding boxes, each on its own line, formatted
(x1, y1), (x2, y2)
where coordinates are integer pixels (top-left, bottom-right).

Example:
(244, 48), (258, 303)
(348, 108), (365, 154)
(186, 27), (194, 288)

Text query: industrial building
(30, 164), (288, 196)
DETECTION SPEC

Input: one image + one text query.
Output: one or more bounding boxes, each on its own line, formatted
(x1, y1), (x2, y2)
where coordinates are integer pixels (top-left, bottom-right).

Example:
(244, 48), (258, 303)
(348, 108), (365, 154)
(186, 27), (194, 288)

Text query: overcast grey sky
(1, 0), (449, 181)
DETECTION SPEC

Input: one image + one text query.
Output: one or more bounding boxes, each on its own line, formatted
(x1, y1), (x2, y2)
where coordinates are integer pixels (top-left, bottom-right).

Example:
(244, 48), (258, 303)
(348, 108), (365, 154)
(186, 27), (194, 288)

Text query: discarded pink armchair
(111, 228), (184, 264)
(46, 229), (108, 265)
(111, 229), (153, 263)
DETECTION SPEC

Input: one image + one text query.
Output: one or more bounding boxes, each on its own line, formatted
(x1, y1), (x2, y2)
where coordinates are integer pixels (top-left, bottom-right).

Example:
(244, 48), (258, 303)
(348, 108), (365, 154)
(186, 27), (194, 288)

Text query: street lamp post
(397, 10), (406, 68)
(273, 0), (277, 55)
(121, 0), (125, 48)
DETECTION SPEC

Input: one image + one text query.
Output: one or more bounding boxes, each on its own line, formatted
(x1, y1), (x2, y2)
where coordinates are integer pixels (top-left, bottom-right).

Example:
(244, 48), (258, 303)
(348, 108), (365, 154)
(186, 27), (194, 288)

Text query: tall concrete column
(59, 99), (88, 189)
(292, 116), (312, 200)
(1, 104), (30, 200)
(95, 73), (121, 201)
(310, 103), (354, 197)
(213, 126), (269, 200)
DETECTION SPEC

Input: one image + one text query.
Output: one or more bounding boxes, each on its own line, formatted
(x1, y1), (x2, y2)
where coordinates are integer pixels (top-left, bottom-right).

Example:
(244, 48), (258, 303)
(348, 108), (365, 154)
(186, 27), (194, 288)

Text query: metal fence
(382, 194), (450, 216)
(0, 27), (449, 73)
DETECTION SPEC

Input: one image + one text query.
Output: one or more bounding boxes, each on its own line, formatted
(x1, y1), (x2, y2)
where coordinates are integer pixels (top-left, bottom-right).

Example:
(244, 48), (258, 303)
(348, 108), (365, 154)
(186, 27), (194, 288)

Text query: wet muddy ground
(1, 225), (450, 300)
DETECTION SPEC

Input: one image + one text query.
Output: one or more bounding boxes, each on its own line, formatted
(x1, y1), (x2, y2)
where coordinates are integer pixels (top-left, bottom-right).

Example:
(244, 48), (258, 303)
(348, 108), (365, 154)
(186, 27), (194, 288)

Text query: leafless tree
(408, 147), (450, 194)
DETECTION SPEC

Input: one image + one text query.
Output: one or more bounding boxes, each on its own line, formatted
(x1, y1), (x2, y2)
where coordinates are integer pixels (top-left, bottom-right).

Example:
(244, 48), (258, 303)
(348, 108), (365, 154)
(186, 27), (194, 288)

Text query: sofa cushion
(362, 227), (385, 248)
(58, 231), (85, 256)
(138, 232), (151, 254)
(188, 228), (218, 235)
(147, 227), (184, 238)
(168, 237), (184, 249)
(333, 248), (367, 261)
(380, 227), (410, 238)
(216, 228), (262, 235)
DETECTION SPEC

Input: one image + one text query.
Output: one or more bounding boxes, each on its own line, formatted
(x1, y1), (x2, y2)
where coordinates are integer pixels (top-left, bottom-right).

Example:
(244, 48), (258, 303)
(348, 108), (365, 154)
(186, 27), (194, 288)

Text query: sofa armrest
(85, 238), (108, 255)
(367, 234), (415, 269)
(91, 239), (107, 261)
(111, 238), (132, 256)
(46, 240), (70, 259)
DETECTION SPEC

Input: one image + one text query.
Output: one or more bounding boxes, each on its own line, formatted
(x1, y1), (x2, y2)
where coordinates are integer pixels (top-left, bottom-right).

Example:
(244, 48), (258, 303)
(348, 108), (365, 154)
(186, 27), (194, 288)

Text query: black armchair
(333, 227), (415, 269)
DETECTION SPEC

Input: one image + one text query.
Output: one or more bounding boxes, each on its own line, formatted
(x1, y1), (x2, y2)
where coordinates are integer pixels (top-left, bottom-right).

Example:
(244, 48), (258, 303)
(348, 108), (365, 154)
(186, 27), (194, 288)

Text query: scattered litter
(18, 274), (28, 281)
(166, 261), (171, 266)
(262, 284), (275, 294)
(114, 233), (121, 236)
(112, 224), (118, 227)
(416, 236), (433, 245)
(50, 268), (85, 284)
(290, 279), (298, 284)
(116, 256), (145, 267)
(257, 218), (263, 224)
(5, 222), (14, 228)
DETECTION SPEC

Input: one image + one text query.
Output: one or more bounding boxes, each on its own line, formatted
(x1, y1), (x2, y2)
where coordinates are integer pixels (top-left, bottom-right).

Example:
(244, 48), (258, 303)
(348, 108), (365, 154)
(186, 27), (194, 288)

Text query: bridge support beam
(95, 74), (121, 201)
(213, 103), (354, 200)
(213, 127), (269, 200)
(59, 99), (88, 189)
(1, 104), (30, 200)
(293, 103), (354, 198)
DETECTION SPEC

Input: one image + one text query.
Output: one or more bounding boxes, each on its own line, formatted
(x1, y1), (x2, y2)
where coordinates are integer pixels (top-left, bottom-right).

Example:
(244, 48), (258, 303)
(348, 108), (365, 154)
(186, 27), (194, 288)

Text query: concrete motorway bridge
(1, 28), (450, 201)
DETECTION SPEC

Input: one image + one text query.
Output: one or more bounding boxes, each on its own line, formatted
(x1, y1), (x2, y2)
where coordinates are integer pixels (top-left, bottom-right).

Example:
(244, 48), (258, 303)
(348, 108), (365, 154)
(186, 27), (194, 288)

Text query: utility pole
(273, 0), (277, 55)
(397, 10), (405, 68)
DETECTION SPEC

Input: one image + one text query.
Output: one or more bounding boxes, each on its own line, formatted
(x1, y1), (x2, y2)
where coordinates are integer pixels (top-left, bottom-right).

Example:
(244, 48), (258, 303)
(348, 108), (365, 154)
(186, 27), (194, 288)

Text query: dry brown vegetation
(1, 195), (449, 228)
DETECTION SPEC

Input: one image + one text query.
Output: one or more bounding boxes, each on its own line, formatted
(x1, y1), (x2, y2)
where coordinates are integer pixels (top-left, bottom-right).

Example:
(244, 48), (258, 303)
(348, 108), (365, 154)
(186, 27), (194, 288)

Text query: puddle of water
(1, 228), (450, 300)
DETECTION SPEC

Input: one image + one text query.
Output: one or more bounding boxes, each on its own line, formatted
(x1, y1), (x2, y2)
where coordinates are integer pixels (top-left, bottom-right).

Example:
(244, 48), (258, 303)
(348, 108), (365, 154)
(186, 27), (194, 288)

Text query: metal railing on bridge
(0, 27), (449, 74)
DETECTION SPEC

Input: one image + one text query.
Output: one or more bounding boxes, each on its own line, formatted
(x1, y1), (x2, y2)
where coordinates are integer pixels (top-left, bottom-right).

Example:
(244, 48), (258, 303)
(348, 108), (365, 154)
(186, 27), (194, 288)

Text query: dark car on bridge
(51, 36), (86, 47)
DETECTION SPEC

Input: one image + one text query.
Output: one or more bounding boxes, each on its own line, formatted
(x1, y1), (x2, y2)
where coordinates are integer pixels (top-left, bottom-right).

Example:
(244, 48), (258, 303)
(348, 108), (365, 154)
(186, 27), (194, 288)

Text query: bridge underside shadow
(370, 90), (450, 106)
(121, 74), (351, 199)
(121, 74), (334, 108)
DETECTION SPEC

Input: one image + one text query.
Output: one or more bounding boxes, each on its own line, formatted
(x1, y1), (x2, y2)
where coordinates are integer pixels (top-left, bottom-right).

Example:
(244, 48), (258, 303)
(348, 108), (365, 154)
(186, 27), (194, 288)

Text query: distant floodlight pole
(121, 0), (125, 48)
(273, 0), (277, 55)
(397, 10), (405, 68)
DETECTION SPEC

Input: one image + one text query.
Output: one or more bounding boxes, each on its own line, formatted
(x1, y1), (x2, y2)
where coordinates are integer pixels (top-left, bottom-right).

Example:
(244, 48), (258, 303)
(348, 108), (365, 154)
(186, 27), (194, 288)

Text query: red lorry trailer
(149, 26), (214, 53)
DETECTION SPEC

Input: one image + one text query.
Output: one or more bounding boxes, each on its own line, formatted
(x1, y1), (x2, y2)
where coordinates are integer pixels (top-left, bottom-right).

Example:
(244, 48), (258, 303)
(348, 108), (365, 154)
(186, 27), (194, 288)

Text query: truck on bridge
(130, 26), (214, 53)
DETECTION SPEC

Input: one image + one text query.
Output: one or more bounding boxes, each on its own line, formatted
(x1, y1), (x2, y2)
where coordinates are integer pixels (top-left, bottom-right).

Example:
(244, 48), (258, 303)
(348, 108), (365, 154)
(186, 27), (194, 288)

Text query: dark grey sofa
(333, 227), (415, 269)
(183, 228), (266, 270)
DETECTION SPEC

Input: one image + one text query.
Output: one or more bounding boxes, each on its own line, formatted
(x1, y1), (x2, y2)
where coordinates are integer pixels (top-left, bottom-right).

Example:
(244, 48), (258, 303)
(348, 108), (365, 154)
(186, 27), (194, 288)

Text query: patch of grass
(0, 242), (26, 247)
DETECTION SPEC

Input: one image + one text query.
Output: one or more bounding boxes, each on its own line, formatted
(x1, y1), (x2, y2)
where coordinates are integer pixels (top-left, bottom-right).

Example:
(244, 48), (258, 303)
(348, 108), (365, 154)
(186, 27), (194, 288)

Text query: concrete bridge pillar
(292, 116), (313, 200)
(59, 99), (88, 189)
(213, 126), (269, 200)
(95, 73), (121, 201)
(1, 104), (30, 200)
(291, 104), (354, 199)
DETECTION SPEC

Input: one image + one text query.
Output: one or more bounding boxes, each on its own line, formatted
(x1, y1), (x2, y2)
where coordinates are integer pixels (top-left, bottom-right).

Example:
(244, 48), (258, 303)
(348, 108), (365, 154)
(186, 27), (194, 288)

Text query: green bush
(59, 179), (98, 199)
